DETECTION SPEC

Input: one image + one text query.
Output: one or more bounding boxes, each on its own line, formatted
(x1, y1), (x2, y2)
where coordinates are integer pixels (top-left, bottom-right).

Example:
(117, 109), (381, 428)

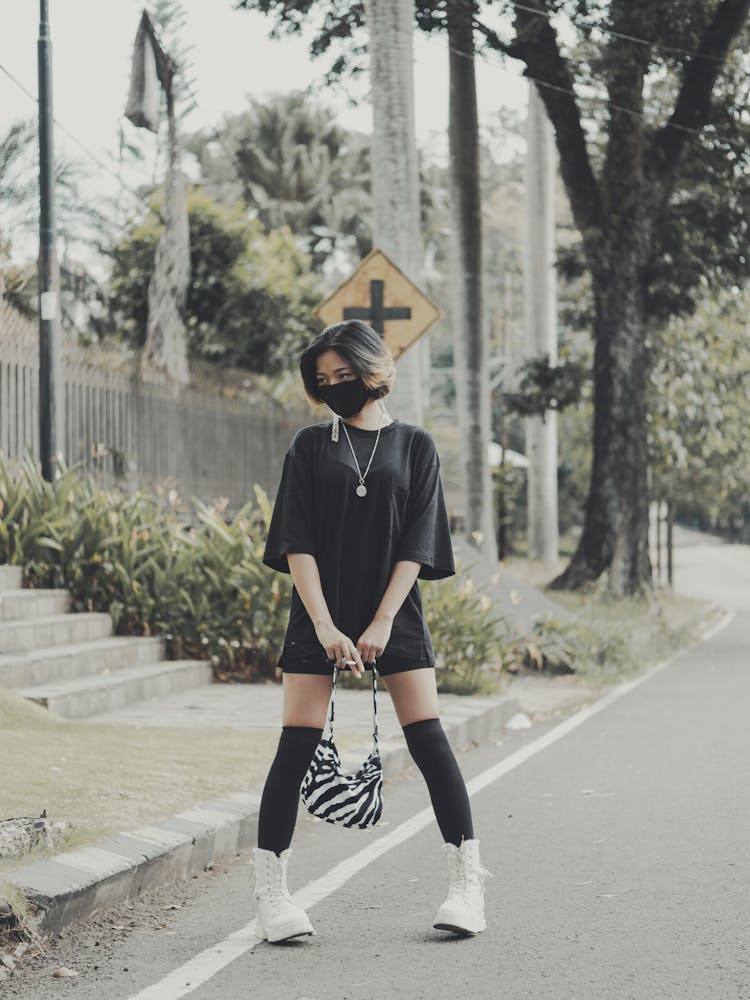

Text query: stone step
(0, 635), (165, 689)
(18, 660), (213, 720)
(0, 589), (72, 621)
(0, 565), (23, 591)
(0, 613), (113, 654)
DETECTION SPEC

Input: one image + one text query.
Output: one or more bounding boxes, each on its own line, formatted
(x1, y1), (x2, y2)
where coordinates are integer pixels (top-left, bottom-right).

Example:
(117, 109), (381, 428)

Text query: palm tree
(446, 0), (497, 570)
(0, 120), (104, 323)
(0, 121), (37, 313)
(0, 120), (38, 255)
(191, 93), (372, 272)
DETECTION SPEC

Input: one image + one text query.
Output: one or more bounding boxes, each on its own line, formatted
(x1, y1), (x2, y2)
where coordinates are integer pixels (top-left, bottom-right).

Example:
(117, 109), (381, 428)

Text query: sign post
(316, 248), (441, 361)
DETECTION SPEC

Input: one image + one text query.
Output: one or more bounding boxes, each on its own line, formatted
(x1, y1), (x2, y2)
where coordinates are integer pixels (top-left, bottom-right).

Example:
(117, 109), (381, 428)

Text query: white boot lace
(446, 849), (472, 902)
(256, 853), (291, 912)
(268, 865), (283, 910)
(445, 843), (491, 903)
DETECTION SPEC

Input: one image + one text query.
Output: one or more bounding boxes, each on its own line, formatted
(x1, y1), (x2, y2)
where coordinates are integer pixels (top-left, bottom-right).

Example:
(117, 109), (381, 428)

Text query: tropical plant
(0, 454), (291, 678)
(421, 571), (517, 693)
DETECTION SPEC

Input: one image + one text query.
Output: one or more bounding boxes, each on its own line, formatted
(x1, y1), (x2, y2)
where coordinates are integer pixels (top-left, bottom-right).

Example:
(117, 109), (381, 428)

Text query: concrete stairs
(0, 565), (212, 719)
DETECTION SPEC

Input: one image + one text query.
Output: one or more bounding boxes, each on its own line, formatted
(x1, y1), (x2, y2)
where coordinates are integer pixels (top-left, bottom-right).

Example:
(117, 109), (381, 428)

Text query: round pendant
(356, 483), (368, 498)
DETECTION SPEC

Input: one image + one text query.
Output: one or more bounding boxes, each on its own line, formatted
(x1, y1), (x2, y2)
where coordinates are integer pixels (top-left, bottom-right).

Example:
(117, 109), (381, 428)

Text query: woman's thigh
(282, 672), (333, 728)
(383, 668), (440, 727)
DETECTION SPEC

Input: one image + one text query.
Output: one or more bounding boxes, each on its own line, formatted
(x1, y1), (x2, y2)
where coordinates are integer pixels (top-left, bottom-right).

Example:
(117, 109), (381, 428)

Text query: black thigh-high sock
(257, 725), (323, 855)
(403, 718), (474, 847)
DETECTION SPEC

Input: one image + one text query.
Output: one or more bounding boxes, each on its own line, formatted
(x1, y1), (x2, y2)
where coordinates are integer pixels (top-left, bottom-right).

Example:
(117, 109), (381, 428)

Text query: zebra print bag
(300, 663), (383, 829)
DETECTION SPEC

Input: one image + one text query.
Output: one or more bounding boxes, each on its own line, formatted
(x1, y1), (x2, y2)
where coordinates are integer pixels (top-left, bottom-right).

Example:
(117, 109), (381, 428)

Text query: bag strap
(327, 663), (379, 753)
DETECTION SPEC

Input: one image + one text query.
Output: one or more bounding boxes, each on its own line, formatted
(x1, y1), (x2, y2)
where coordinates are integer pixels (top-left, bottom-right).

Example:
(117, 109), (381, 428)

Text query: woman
(254, 319), (489, 942)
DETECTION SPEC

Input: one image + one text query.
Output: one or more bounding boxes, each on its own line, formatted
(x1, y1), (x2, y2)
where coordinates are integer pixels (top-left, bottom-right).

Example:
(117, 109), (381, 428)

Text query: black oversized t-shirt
(263, 419), (455, 665)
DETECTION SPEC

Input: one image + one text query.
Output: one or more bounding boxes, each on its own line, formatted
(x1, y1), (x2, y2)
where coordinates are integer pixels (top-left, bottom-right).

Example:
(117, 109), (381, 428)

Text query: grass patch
(0, 880), (38, 945)
(557, 589), (723, 688)
(507, 558), (724, 690)
(503, 530), (581, 562)
(0, 689), (286, 876)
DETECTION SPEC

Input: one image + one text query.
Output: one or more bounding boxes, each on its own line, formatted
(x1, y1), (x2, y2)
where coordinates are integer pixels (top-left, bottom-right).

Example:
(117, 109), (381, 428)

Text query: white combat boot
(252, 847), (315, 943)
(433, 839), (491, 935)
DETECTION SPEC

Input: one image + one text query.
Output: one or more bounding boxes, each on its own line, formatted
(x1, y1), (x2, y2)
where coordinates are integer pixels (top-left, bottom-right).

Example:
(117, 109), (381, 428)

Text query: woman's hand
(314, 620), (364, 678)
(357, 615), (393, 667)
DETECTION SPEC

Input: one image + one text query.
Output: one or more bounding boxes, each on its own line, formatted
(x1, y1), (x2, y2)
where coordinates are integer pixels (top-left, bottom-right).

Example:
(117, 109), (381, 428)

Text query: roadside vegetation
(0, 451), (721, 699)
(507, 565), (723, 691)
(0, 454), (722, 931)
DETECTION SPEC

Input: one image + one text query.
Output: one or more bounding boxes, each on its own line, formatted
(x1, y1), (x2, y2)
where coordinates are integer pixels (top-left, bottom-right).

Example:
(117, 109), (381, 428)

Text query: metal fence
(0, 302), (307, 507)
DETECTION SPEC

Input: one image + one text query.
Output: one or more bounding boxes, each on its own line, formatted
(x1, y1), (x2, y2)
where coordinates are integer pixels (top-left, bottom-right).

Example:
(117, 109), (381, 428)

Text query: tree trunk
(141, 81), (190, 388)
(447, 1), (498, 572)
(523, 83), (559, 568)
(365, 0), (424, 426)
(551, 221), (651, 595)
(508, 0), (750, 596)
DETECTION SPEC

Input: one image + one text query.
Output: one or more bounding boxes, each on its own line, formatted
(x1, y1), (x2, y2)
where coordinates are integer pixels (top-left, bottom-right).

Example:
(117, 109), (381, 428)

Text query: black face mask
(317, 379), (371, 418)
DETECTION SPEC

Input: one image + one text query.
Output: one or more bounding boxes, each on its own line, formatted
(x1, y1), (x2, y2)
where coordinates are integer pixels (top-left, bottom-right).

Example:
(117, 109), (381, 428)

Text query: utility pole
(38, 0), (62, 480)
(523, 82), (559, 568)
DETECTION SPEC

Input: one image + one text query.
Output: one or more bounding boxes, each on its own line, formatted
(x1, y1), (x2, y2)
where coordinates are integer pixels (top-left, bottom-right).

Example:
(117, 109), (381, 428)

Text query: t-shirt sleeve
(263, 430), (316, 574)
(396, 434), (455, 581)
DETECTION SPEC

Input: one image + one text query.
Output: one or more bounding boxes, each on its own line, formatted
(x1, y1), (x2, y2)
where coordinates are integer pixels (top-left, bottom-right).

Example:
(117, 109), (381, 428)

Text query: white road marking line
(127, 611), (734, 1000)
(126, 927), (262, 1000)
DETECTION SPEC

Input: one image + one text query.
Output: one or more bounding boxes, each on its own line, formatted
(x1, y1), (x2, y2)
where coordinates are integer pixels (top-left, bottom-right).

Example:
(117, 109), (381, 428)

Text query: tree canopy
(105, 186), (323, 373)
(649, 289), (750, 534)
(238, 1), (750, 328)
(238, 0), (750, 594)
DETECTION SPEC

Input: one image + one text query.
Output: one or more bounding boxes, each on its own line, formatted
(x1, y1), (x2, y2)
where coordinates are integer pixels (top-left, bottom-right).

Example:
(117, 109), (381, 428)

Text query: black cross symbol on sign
(343, 279), (411, 334)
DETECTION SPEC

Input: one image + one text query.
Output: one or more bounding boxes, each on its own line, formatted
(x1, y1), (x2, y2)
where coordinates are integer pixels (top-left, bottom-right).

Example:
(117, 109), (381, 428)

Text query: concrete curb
(6, 692), (520, 935)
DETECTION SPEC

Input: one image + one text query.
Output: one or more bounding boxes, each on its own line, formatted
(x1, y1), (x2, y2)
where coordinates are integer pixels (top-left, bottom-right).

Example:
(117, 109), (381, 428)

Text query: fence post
(667, 500), (674, 588)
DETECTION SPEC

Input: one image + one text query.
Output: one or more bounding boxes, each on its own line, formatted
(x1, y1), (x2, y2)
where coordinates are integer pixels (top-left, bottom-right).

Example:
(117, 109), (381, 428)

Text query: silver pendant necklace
(339, 418), (383, 498)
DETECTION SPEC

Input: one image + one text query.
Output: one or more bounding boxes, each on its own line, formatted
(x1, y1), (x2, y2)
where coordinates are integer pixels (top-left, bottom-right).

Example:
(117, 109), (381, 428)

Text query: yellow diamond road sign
(316, 248), (442, 360)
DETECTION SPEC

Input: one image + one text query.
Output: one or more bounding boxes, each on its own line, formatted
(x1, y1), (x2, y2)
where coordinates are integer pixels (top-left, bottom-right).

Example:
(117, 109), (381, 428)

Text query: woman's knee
(384, 668), (440, 727)
(282, 673), (332, 728)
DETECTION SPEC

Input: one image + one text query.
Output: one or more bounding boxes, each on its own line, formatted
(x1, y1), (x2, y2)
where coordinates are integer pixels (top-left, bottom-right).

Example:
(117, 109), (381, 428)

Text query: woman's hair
(299, 320), (396, 404)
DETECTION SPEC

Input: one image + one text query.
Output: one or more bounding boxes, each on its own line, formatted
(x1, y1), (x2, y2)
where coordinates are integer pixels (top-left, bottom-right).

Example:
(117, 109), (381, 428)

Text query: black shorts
(279, 643), (433, 678)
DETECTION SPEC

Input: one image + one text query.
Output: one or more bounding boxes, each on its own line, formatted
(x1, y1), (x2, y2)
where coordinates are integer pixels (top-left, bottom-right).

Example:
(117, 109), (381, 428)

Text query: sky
(0, 1), (529, 254)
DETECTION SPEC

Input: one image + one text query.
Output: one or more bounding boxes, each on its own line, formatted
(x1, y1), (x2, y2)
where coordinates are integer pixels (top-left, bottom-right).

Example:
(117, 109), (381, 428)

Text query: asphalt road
(9, 532), (750, 1000)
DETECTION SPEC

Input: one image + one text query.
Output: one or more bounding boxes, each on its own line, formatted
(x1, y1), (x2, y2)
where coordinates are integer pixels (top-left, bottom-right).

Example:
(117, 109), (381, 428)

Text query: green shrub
(152, 491), (292, 678)
(2, 454), (577, 692)
(503, 610), (637, 678)
(0, 455), (71, 566)
(512, 616), (581, 675)
(0, 453), (290, 680)
(422, 571), (517, 694)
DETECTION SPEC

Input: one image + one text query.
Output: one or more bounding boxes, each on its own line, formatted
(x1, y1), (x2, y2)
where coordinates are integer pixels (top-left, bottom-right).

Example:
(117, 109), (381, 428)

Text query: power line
(0, 59), (148, 211)
(450, 27), (749, 155)
(525, 68), (748, 153)
(0, 62), (38, 104)
(509, 1), (726, 64)
(524, 71), (714, 141)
